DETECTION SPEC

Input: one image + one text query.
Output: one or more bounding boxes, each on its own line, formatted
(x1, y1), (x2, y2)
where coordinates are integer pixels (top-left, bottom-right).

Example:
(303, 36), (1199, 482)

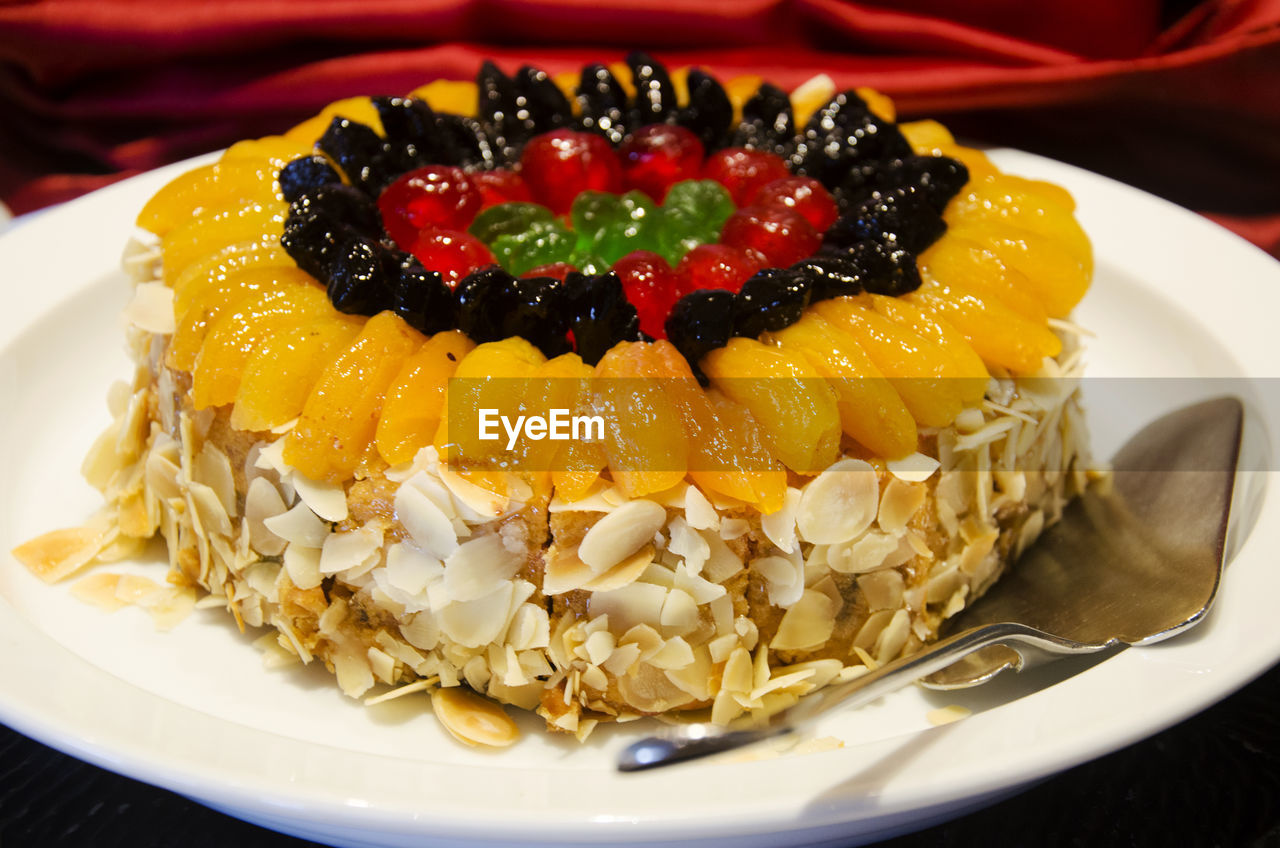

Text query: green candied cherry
(592, 191), (662, 263)
(568, 251), (609, 275)
(469, 202), (555, 244)
(570, 191), (626, 240)
(656, 180), (736, 265)
(490, 218), (576, 275)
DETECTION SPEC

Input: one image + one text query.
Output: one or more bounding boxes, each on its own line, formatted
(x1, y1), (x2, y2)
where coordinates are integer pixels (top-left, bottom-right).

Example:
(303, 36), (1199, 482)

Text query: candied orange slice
(947, 174), (1092, 274)
(168, 266), (316, 373)
(138, 160), (283, 238)
(948, 220), (1090, 318)
(811, 298), (966, 429)
(284, 312), (424, 483)
(407, 82), (478, 117)
(191, 284), (333, 410)
(374, 331), (476, 467)
(523, 353), (607, 501)
(594, 342), (688, 498)
(867, 294), (988, 404)
(907, 280), (1062, 376)
(284, 96), (386, 144)
(161, 200), (288, 283)
(169, 239), (292, 293)
(767, 314), (917, 459)
(220, 136), (315, 168)
(702, 337), (841, 474)
(231, 313), (363, 432)
(436, 338), (547, 471)
(649, 340), (789, 510)
(919, 236), (1048, 324)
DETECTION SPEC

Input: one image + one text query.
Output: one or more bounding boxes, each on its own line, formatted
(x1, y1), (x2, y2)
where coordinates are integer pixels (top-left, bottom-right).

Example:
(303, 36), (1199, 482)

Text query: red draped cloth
(1, 0), (1277, 254)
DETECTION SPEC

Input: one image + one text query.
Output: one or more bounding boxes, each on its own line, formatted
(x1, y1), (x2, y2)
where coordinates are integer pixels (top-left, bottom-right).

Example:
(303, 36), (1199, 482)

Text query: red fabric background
(0, 0), (1277, 254)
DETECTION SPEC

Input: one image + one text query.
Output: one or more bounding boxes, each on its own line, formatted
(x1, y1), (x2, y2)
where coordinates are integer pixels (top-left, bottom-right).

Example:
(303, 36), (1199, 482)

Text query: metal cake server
(618, 396), (1244, 772)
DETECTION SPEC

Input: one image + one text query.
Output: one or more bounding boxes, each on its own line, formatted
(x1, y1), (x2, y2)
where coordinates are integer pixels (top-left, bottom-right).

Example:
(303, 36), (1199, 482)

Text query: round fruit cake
(17, 54), (1096, 745)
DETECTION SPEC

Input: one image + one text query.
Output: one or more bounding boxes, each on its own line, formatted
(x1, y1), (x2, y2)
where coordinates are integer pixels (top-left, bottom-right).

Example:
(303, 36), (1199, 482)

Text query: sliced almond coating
(578, 499), (666, 573)
(283, 543), (323, 590)
(124, 281), (175, 334)
(13, 517), (112, 583)
(588, 582), (668, 634)
(770, 589), (839, 651)
(887, 452), (941, 483)
(659, 588), (699, 637)
(291, 472), (348, 523)
(263, 502), (330, 548)
(878, 477), (926, 534)
(70, 573), (127, 612)
(684, 486), (720, 531)
(443, 534), (522, 603)
(828, 531), (908, 575)
(432, 686), (519, 747)
(245, 477), (288, 556)
(318, 526), (383, 576)
(874, 609), (911, 665)
(857, 569), (906, 611)
(761, 487), (801, 553)
(797, 458), (878, 545)
(396, 483), (459, 561)
(147, 585), (197, 630)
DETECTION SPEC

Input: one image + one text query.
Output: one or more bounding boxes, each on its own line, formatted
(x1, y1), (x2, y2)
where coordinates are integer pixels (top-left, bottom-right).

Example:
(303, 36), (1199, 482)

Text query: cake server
(618, 396), (1244, 772)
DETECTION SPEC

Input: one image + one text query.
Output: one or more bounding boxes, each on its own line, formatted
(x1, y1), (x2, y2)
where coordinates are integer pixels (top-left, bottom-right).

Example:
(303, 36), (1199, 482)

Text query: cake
(14, 54), (1095, 746)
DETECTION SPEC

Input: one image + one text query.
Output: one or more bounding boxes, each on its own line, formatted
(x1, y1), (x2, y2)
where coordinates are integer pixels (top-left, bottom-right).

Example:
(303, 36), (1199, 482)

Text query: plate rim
(3, 147), (1280, 845)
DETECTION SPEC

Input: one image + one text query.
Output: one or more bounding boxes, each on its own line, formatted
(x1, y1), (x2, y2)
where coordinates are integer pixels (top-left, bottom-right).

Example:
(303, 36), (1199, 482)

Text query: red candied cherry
(472, 168), (533, 209)
(701, 147), (791, 207)
(753, 176), (839, 232)
(408, 227), (496, 288)
(612, 250), (685, 339)
(522, 262), (578, 282)
(720, 205), (821, 268)
(520, 129), (623, 215)
(378, 166), (482, 249)
(618, 124), (706, 203)
(675, 244), (766, 295)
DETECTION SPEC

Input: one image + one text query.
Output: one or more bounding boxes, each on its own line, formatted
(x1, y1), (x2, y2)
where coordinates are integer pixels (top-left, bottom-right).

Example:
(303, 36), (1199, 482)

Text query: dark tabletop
(3, 656), (1278, 848)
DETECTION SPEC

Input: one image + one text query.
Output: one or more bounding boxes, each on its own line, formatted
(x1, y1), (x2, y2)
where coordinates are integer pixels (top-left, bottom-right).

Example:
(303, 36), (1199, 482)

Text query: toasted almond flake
(722, 646), (754, 694)
(797, 458), (878, 545)
(583, 630), (616, 665)
(888, 452), (941, 483)
(580, 664), (609, 692)
(195, 444), (237, 519)
(263, 502), (329, 547)
(443, 534), (523, 602)
(707, 633), (738, 664)
(400, 612), (441, 652)
(114, 573), (161, 605)
(283, 542), (323, 590)
(542, 546), (596, 596)
(619, 623), (665, 661)
(601, 642), (642, 675)
(752, 554), (796, 587)
(711, 687), (745, 725)
(367, 646), (397, 684)
(291, 473), (348, 523)
(147, 585), (197, 630)
(548, 485), (615, 513)
(878, 477), (925, 534)
(578, 499), (667, 573)
(432, 686), (519, 747)
(386, 542), (443, 596)
(364, 678), (436, 706)
(658, 588), (699, 636)
(673, 563), (726, 605)
(770, 589), (838, 651)
(439, 583), (517, 648)
(829, 531), (911, 575)
(122, 279), (174, 333)
(439, 467), (510, 519)
(858, 569), (906, 610)
(12, 518), (112, 583)
(853, 609), (895, 651)
(333, 652), (375, 698)
(319, 526), (383, 576)
(588, 582), (667, 633)
(583, 543), (655, 593)
(874, 609), (911, 664)
(701, 531), (744, 583)
(761, 487), (801, 553)
(685, 486), (720, 531)
(245, 477), (288, 556)
(646, 635), (695, 670)
(719, 517), (750, 540)
(750, 667), (817, 701)
(667, 516), (710, 575)
(927, 704), (973, 726)
(396, 483), (459, 561)
(71, 572), (127, 612)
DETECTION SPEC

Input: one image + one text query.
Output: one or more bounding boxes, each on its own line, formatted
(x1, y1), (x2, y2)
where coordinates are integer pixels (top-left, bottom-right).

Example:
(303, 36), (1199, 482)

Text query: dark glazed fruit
(279, 156), (342, 204)
(576, 64), (629, 145)
(563, 272), (642, 365)
(733, 268), (813, 337)
(388, 251), (455, 334)
(318, 117), (394, 195)
(677, 70), (733, 151)
(626, 51), (677, 127)
(665, 289), (737, 382)
(326, 237), (394, 315)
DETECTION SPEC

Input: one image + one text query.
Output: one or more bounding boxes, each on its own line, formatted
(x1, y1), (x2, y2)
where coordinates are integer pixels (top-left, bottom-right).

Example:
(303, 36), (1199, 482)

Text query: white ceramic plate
(2, 150), (1279, 848)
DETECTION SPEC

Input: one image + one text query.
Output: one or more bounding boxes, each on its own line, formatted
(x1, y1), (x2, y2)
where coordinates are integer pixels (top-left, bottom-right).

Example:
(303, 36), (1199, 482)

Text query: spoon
(618, 396), (1244, 772)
